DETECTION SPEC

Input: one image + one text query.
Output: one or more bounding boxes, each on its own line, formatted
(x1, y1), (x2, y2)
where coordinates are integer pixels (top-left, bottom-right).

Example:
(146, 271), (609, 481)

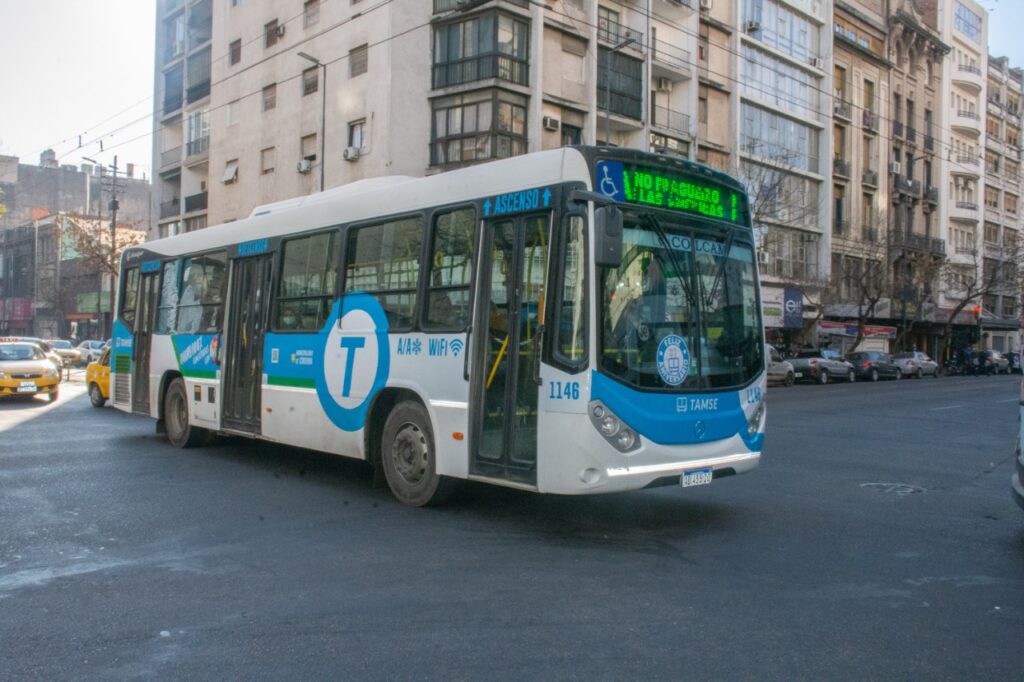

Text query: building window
(265, 19), (281, 48)
(954, 1), (982, 44)
(598, 47), (643, 121)
(262, 83), (276, 111)
(223, 159), (239, 184)
(261, 147), (275, 174)
(229, 39), (241, 66)
(432, 12), (529, 89)
(984, 222), (1000, 244)
(226, 99), (240, 126)
(303, 0), (320, 28)
(650, 133), (688, 158)
(302, 66), (318, 95)
(301, 133), (317, 161)
(431, 91), (527, 167)
(350, 44), (368, 77)
(741, 102), (820, 172)
(348, 119), (366, 150)
(561, 123), (582, 146)
(1006, 193), (1019, 215)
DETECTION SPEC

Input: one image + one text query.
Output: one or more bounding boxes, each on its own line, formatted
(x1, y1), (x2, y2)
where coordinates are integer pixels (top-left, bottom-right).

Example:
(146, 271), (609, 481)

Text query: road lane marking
(929, 405), (963, 411)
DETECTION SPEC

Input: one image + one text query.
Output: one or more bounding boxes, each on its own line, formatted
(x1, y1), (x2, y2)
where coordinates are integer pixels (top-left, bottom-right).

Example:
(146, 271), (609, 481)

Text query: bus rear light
(588, 401), (640, 453)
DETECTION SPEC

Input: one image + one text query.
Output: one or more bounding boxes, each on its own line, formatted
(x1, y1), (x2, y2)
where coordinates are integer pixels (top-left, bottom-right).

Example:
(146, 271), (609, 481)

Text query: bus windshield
(599, 214), (762, 391)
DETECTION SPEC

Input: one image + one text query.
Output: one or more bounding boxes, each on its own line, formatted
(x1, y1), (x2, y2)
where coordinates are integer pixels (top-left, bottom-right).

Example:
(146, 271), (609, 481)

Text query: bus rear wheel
(381, 401), (454, 507)
(164, 377), (206, 448)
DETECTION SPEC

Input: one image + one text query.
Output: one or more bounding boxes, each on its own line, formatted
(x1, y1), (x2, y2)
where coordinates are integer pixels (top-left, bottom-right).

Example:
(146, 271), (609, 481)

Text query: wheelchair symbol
(599, 164), (620, 198)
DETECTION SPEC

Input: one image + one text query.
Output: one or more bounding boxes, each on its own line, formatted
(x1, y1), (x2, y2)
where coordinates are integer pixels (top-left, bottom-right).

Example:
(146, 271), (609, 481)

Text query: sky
(0, 0), (1022, 184)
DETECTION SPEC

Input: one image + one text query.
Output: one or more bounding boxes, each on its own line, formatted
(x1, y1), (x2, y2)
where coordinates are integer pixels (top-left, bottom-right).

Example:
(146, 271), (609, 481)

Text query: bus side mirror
(594, 206), (623, 268)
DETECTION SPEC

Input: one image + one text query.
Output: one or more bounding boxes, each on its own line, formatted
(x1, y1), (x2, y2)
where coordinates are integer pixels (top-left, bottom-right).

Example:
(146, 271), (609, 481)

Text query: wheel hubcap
(391, 422), (428, 485)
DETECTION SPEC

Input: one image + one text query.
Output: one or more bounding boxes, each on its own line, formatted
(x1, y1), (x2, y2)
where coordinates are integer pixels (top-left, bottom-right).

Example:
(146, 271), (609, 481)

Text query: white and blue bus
(112, 146), (765, 505)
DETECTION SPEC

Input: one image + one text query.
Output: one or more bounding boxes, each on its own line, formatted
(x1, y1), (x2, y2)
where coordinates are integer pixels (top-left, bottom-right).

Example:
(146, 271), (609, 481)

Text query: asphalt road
(1, 371), (1022, 679)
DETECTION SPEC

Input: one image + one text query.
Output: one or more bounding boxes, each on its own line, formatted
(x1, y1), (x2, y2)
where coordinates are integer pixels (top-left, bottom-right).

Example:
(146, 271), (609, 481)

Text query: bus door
(222, 254), (274, 433)
(470, 213), (550, 485)
(131, 270), (159, 415)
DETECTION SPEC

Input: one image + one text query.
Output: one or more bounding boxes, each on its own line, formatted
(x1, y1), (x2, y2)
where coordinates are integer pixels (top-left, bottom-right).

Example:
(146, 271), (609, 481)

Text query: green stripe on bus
(182, 370), (218, 379)
(267, 376), (316, 389)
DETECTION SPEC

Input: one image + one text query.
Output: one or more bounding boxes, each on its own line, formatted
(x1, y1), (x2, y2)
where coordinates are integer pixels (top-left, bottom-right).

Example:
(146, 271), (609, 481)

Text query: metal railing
(186, 136), (209, 157)
(651, 106), (691, 136)
(956, 154), (980, 166)
(833, 99), (852, 120)
(159, 199), (180, 219)
(924, 135), (934, 151)
(889, 229), (946, 256)
(833, 158), (850, 177)
(432, 53), (529, 89)
(926, 186), (939, 203)
(863, 110), (878, 132)
(956, 201), (979, 211)
(957, 110), (980, 120)
(160, 146), (182, 167)
(906, 126), (917, 144)
(433, 0), (527, 10)
(598, 16), (643, 49)
(652, 40), (691, 72)
(184, 191), (208, 213)
(862, 169), (878, 186)
(892, 120), (904, 138)
(958, 63), (982, 76)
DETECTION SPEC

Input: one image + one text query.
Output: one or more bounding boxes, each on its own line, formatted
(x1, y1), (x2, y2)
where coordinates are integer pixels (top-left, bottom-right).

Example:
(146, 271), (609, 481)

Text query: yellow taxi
(87, 347), (111, 408)
(0, 341), (61, 402)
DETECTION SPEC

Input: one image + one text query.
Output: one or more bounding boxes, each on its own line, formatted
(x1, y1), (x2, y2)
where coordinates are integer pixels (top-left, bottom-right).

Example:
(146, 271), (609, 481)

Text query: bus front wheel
(381, 401), (454, 507)
(164, 377), (206, 448)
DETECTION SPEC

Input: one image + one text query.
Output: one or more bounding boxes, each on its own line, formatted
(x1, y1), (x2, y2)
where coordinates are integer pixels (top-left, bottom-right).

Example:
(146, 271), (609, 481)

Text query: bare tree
(829, 230), (890, 350)
(60, 213), (145, 311)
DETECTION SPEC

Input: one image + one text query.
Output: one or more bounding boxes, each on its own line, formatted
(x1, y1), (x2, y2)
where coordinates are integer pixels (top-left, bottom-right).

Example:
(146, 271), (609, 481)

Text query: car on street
(76, 339), (106, 365)
(766, 345), (795, 386)
(86, 348), (111, 407)
(2, 337), (63, 376)
(977, 349), (1010, 375)
(845, 350), (902, 382)
(789, 349), (856, 384)
(1007, 351), (1022, 374)
(1015, 377), (1024, 513)
(892, 351), (939, 378)
(0, 341), (61, 402)
(45, 339), (81, 367)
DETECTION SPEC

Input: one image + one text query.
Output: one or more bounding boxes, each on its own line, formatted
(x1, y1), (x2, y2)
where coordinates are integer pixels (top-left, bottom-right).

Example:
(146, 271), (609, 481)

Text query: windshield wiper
(641, 213), (697, 308)
(701, 227), (738, 308)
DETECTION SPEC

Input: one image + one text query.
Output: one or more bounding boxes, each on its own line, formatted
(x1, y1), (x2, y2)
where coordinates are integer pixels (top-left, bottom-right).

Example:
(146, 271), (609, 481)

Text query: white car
(75, 340), (106, 365)
(766, 345), (795, 386)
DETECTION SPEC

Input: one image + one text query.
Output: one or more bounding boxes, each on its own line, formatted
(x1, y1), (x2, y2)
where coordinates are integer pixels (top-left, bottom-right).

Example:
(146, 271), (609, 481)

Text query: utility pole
(108, 155), (119, 339)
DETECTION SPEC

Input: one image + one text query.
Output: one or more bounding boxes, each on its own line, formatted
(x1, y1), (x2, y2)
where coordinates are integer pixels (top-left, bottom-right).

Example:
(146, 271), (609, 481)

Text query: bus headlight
(589, 401), (640, 453)
(747, 402), (765, 436)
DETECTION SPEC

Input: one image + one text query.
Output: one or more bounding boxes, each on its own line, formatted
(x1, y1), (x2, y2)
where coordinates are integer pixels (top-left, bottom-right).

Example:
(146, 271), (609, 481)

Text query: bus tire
(164, 377), (206, 448)
(381, 400), (454, 507)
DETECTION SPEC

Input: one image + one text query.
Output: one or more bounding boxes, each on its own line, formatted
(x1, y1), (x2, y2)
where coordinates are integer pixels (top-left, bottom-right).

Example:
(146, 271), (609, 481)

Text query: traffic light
(972, 305), (981, 321)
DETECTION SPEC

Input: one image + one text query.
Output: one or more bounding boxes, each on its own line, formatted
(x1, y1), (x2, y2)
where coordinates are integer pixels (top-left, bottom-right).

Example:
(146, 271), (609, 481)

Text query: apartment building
(981, 55), (1023, 352)
(151, 0), (705, 238)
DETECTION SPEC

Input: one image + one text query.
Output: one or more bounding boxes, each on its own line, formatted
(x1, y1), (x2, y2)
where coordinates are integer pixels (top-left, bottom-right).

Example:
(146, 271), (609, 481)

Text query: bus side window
(424, 208), (474, 330)
(345, 216), (423, 331)
(177, 252), (227, 333)
(553, 215), (587, 369)
(275, 230), (338, 331)
(156, 260), (179, 333)
(120, 267), (140, 327)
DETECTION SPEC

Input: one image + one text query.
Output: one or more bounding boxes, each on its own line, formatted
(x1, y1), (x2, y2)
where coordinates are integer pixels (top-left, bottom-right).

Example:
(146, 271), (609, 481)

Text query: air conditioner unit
(745, 20), (761, 33)
(810, 56), (823, 70)
(889, 161), (902, 175)
(542, 116), (560, 131)
(757, 249), (768, 264)
(297, 159), (312, 174)
(343, 146), (360, 162)
(656, 77), (673, 92)
(275, 24), (286, 38)
(700, 0), (713, 9)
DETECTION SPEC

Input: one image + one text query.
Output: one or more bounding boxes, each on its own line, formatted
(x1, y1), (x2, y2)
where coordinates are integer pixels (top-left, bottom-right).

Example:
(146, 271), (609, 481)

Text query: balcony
(957, 201), (979, 210)
(432, 53), (529, 89)
(652, 40), (691, 79)
(926, 186), (939, 205)
(863, 110), (878, 133)
(889, 229), (945, 256)
(892, 120), (904, 138)
(906, 126), (917, 145)
(833, 157), (850, 178)
(160, 145), (182, 169)
(951, 201), (979, 223)
(833, 99), (852, 121)
(163, 93), (183, 117)
(186, 136), (209, 158)
(955, 154), (980, 169)
(953, 110), (982, 135)
(862, 169), (878, 187)
(598, 16), (644, 51)
(159, 198), (181, 220)
(893, 175), (921, 198)
(433, 0), (528, 10)
(651, 106), (691, 137)
(954, 63), (984, 92)
(924, 135), (934, 152)
(184, 191), (207, 213)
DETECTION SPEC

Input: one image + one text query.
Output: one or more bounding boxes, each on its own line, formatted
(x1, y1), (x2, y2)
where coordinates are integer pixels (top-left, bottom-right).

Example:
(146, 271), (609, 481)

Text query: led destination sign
(595, 160), (746, 225)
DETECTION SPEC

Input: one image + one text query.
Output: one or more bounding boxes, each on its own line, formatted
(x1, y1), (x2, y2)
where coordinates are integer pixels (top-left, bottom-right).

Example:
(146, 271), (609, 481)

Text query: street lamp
(83, 154), (119, 339)
(298, 52), (327, 192)
(602, 37), (634, 146)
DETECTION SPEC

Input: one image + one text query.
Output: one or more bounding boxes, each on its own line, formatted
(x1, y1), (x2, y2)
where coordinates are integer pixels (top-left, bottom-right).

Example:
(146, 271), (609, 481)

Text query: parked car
(45, 339), (81, 367)
(75, 339), (106, 365)
(845, 351), (902, 382)
(766, 345), (795, 386)
(892, 351), (940, 378)
(2, 337), (63, 376)
(1014, 377), (1024, 512)
(86, 348), (111, 408)
(789, 349), (856, 384)
(0, 341), (60, 402)
(977, 349), (1010, 375)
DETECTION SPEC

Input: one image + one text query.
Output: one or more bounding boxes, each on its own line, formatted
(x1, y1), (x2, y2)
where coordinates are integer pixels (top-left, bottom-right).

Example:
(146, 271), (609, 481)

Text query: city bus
(112, 146), (765, 506)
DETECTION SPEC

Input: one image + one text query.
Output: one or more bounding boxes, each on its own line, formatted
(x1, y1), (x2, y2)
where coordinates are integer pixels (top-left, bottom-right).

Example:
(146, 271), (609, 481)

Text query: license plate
(794, 372), (803, 378)
(17, 382), (37, 393)
(681, 468), (713, 488)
